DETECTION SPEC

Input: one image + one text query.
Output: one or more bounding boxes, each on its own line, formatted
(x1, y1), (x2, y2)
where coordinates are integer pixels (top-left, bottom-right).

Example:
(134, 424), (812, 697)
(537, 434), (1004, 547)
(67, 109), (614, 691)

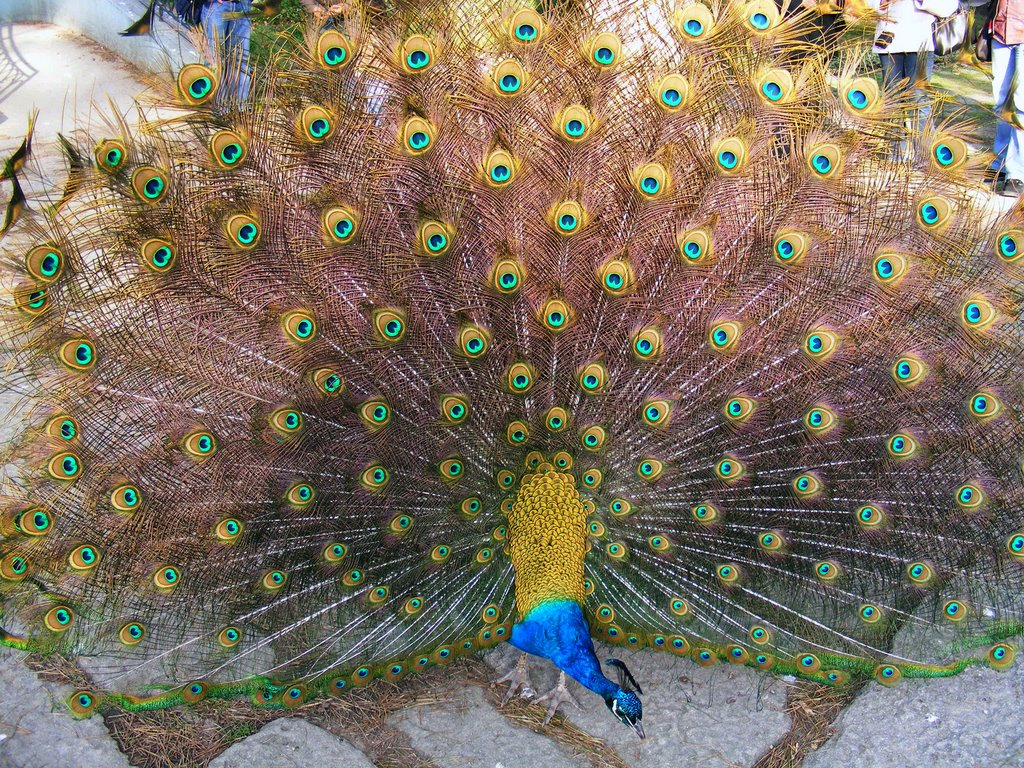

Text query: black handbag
(975, 1), (997, 62)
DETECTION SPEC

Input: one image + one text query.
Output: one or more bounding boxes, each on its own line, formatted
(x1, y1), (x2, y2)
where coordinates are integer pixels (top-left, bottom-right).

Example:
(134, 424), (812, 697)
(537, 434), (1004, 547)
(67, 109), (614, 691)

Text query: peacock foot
(534, 670), (583, 725)
(495, 651), (536, 704)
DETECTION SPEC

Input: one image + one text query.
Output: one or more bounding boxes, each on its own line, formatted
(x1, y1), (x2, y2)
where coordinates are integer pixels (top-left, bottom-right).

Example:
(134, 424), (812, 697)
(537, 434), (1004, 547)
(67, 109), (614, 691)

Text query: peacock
(2, 0), (1024, 742)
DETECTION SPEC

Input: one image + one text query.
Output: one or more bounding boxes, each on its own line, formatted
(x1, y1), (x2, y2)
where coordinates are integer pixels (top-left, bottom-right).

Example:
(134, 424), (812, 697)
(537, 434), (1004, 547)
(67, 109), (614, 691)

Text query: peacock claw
(496, 652), (536, 704)
(535, 671), (583, 726)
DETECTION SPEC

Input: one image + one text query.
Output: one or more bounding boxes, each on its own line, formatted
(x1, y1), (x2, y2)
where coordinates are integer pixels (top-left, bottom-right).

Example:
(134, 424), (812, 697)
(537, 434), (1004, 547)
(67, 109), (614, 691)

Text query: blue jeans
(992, 40), (1024, 180)
(878, 52), (934, 158)
(203, 1), (252, 106)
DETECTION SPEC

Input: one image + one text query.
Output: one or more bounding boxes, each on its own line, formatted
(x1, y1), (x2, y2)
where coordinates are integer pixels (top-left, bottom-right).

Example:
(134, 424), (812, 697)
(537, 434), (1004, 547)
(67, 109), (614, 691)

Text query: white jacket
(865, 0), (961, 53)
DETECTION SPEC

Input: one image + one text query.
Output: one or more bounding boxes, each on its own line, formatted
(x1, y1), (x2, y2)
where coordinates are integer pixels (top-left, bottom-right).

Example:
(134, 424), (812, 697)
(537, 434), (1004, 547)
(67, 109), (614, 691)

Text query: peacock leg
(495, 651), (536, 704)
(534, 670), (583, 725)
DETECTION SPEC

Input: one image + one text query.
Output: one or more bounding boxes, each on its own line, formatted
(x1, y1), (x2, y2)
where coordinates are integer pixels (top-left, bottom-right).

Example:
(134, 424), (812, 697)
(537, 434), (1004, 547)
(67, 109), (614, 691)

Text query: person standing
(864, 0), (959, 157)
(203, 0), (253, 107)
(992, 0), (1024, 195)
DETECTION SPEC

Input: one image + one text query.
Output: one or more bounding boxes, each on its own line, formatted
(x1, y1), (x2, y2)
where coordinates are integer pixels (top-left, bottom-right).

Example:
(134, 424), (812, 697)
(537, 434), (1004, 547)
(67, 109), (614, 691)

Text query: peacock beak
(633, 721), (646, 739)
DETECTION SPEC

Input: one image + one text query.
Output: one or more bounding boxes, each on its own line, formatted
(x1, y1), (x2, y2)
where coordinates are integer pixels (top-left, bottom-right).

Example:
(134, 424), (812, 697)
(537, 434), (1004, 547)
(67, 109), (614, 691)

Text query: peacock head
(604, 658), (644, 738)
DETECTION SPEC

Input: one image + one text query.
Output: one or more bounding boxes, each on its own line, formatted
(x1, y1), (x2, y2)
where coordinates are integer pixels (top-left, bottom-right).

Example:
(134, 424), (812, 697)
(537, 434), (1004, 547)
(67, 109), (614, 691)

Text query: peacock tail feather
(2, 0), (1023, 717)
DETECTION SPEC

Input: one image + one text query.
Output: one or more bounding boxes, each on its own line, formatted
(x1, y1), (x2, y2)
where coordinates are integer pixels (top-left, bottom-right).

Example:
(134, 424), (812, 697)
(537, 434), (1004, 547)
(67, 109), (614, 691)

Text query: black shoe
(984, 167), (1006, 184)
(1000, 178), (1024, 197)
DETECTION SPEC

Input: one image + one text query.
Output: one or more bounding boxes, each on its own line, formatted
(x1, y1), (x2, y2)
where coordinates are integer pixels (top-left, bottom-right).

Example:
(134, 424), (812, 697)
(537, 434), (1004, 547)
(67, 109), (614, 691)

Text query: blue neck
(508, 599), (619, 699)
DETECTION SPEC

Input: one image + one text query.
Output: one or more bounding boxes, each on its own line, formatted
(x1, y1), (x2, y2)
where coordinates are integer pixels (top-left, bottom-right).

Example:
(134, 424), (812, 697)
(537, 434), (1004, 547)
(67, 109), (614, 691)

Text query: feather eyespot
(44, 605), (74, 632)
(69, 691), (99, 717)
(995, 229), (1023, 263)
(269, 407), (303, 437)
(210, 130), (246, 169)
(676, 4), (714, 39)
(418, 220), (453, 256)
(708, 320), (742, 353)
(286, 482), (316, 507)
(589, 32), (622, 69)
(961, 297), (997, 332)
(47, 451), (82, 481)
(218, 626), (242, 647)
(440, 395), (470, 425)
(859, 603), (883, 624)
(641, 399), (672, 428)
(300, 106), (335, 143)
(551, 201), (585, 235)
(493, 59), (527, 96)
(715, 455), (745, 482)
(26, 245), (63, 281)
(361, 465), (390, 491)
(131, 167), (168, 204)
(225, 214), (261, 249)
(929, 135), (968, 170)
(214, 517), (243, 543)
(773, 230), (809, 266)
(491, 258), (524, 293)
(15, 507), (53, 536)
(400, 34), (435, 74)
(597, 258), (634, 295)
(316, 29), (352, 69)
(802, 329), (838, 362)
(580, 425), (607, 451)
(891, 355), (927, 387)
(94, 139), (127, 172)
(691, 502), (719, 524)
(439, 457), (465, 482)
(119, 622), (146, 646)
(140, 238), (176, 272)
(261, 569), (288, 592)
(509, 9), (544, 43)
(712, 137), (747, 174)
(0, 553), (30, 582)
(373, 309), (407, 343)
(182, 430), (217, 459)
(757, 68), (793, 102)
(68, 544), (101, 570)
(46, 415), (79, 442)
(544, 406), (569, 432)
(312, 368), (344, 397)
(358, 400), (392, 431)
(323, 542), (347, 563)
(677, 227), (712, 264)
(637, 458), (664, 481)
(506, 362), (535, 393)
(632, 326), (663, 360)
(153, 566), (181, 591)
(916, 196), (952, 229)
(402, 117), (434, 154)
(988, 643), (1016, 669)
(324, 206), (359, 244)
(59, 339), (96, 371)
(803, 405), (838, 436)
(792, 473), (823, 499)
(177, 64), (218, 105)
(484, 149), (516, 187)
(654, 73), (689, 110)
(556, 106), (593, 142)
(842, 77), (881, 113)
(807, 144), (841, 178)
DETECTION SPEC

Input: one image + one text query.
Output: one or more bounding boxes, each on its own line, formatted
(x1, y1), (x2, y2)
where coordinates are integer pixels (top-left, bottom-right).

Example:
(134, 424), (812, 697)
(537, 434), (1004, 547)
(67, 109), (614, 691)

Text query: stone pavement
(1, 15), (1023, 768)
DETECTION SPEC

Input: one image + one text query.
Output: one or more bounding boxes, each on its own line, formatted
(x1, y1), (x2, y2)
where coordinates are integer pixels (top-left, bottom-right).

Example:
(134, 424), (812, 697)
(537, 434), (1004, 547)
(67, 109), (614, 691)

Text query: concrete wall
(0, 0), (197, 74)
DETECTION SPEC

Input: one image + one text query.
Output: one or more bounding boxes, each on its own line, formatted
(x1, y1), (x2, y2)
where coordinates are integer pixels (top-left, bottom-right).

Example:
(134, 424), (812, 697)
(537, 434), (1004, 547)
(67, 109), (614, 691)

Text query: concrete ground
(1, 17), (1023, 768)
